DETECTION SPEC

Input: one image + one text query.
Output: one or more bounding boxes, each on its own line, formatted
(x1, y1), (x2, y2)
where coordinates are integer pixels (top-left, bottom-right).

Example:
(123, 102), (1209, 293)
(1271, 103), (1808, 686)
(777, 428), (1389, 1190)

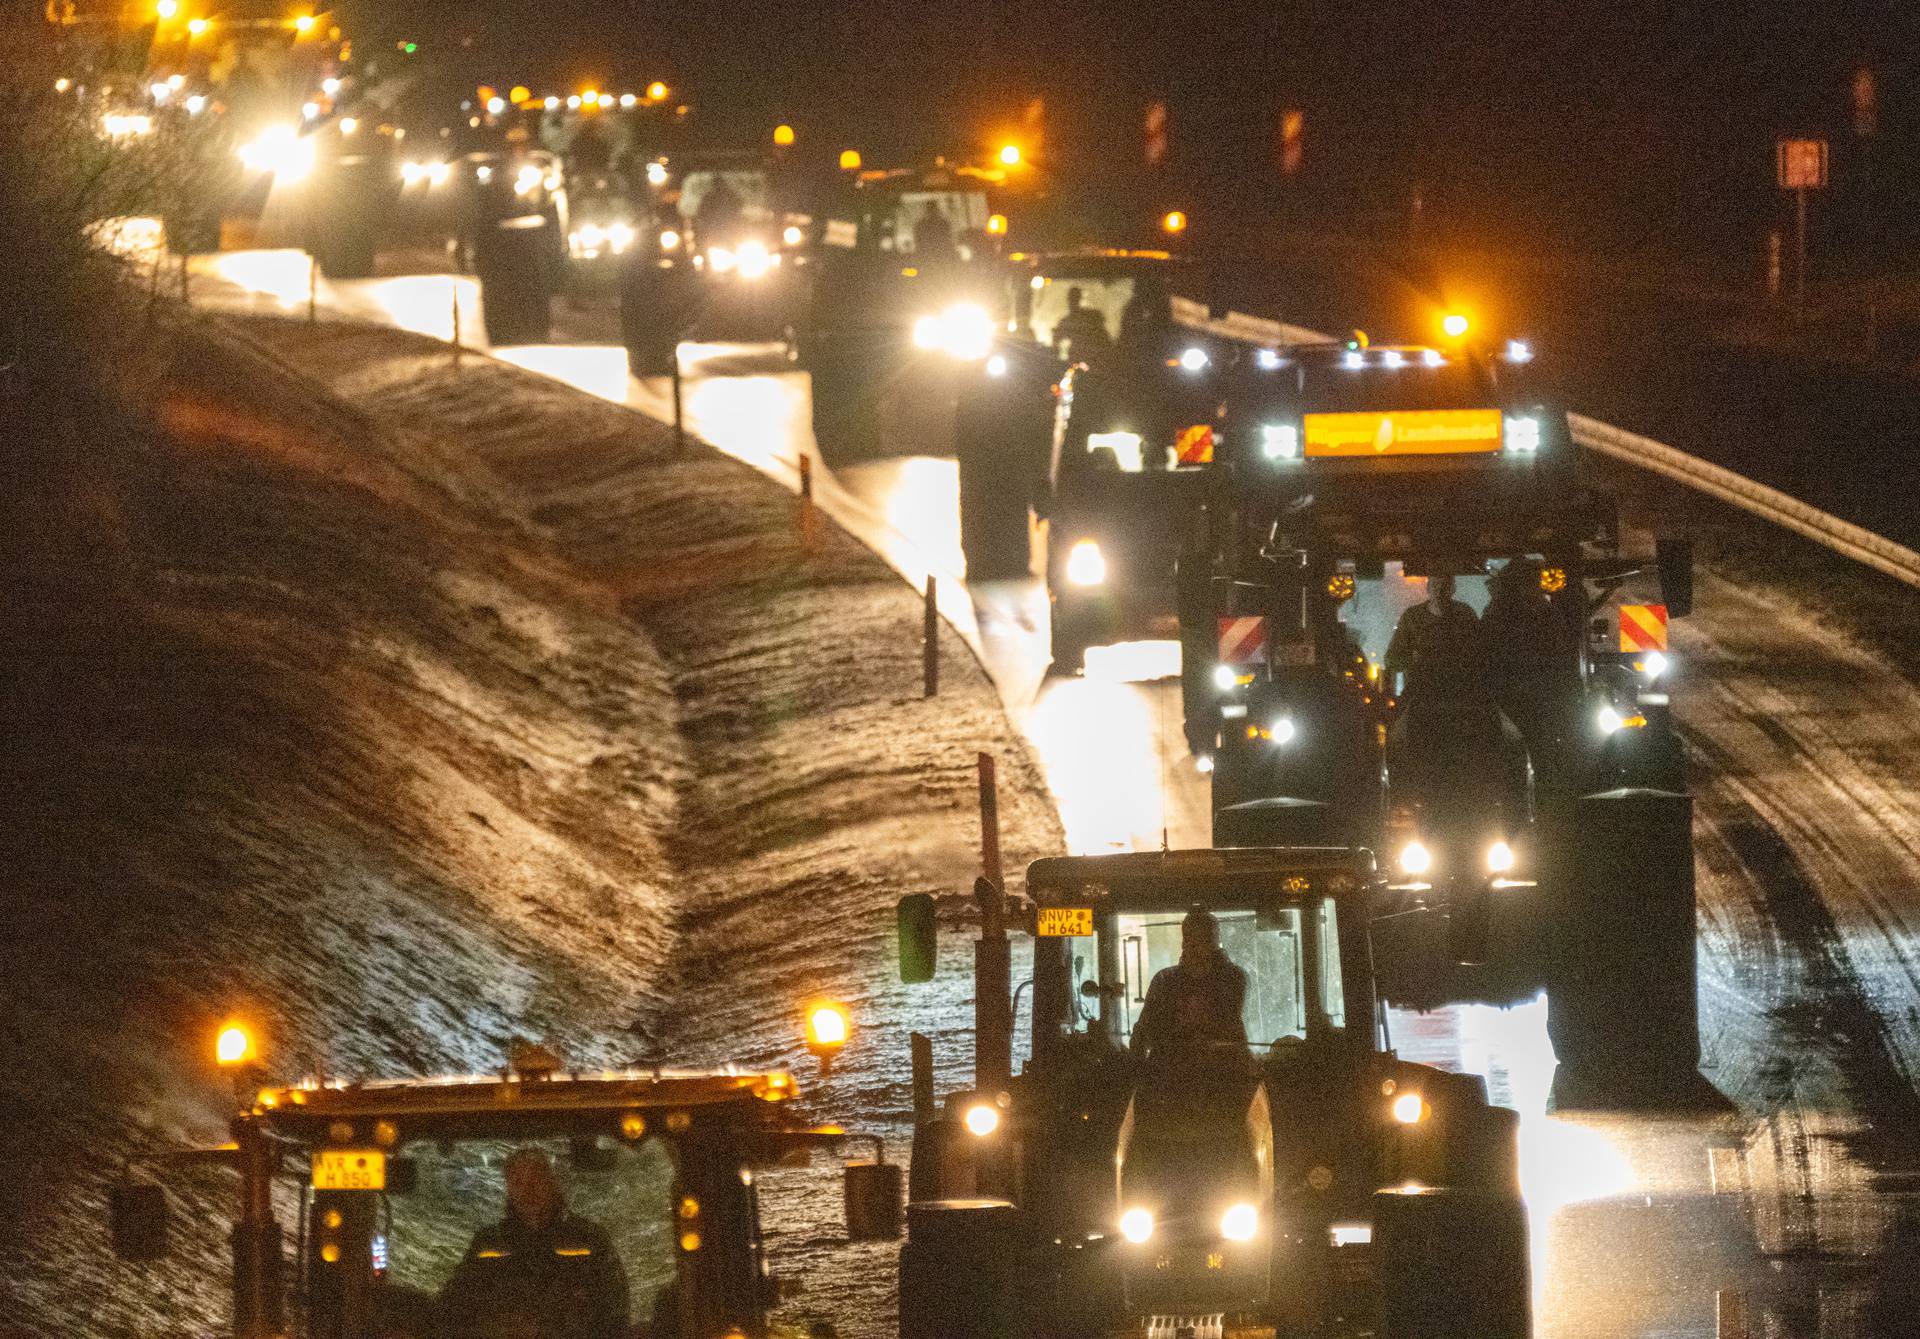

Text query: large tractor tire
(306, 161), (388, 280)
(476, 215), (553, 346)
(619, 261), (691, 376)
(809, 344), (883, 468)
(899, 1199), (1021, 1339)
(1542, 787), (1718, 1109)
(1373, 1186), (1529, 1339)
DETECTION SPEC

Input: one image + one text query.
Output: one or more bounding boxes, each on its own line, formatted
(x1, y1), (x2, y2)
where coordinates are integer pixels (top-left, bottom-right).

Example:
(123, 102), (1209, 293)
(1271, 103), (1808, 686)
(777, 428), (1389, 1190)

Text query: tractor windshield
(1066, 898), (1347, 1051)
(302, 1136), (680, 1339)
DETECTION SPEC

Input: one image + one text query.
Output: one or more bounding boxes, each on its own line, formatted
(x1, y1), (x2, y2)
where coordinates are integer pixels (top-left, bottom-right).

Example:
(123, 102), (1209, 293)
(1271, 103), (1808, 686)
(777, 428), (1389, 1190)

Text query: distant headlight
(606, 222), (636, 253)
(1391, 1091), (1428, 1124)
(1486, 839), (1515, 874)
(708, 245), (737, 274)
(514, 164), (543, 196)
(658, 228), (681, 251)
(1212, 663), (1239, 692)
(963, 1103), (1000, 1137)
(985, 353), (1008, 378)
(1065, 539), (1106, 587)
(1636, 649), (1669, 679)
(1398, 840), (1432, 876)
(735, 239), (773, 279)
(1178, 346), (1209, 372)
(1268, 716), (1296, 745)
(645, 161), (668, 186)
(1220, 1202), (1258, 1242)
(1261, 424), (1299, 460)
(401, 160), (449, 187)
(237, 124), (314, 182)
(782, 224), (804, 247)
(912, 302), (994, 360)
(1119, 1208), (1154, 1244)
(1504, 414), (1542, 454)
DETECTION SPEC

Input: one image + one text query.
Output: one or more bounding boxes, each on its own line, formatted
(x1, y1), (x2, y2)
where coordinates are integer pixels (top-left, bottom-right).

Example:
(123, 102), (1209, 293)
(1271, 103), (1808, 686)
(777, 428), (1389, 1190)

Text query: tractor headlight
(607, 222), (636, 254)
(1268, 716), (1296, 745)
(912, 302), (994, 360)
(735, 239), (773, 279)
(1212, 663), (1239, 692)
(1260, 424), (1299, 460)
(1391, 1092), (1427, 1124)
(659, 228), (681, 251)
(1220, 1202), (1258, 1242)
(1064, 539), (1106, 587)
(963, 1103), (1000, 1137)
(1398, 840), (1432, 876)
(1636, 649), (1669, 679)
(985, 353), (1008, 378)
(1119, 1208), (1155, 1244)
(1504, 414), (1542, 454)
(1597, 705), (1622, 734)
(1485, 839), (1515, 874)
(1178, 346), (1209, 372)
(514, 164), (543, 197)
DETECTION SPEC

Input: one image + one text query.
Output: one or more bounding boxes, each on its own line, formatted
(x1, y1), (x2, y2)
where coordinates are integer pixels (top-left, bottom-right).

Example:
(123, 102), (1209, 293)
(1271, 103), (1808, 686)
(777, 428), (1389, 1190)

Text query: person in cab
(439, 1147), (629, 1339)
(1130, 908), (1249, 1072)
(1052, 286), (1113, 363)
(1384, 572), (1480, 704)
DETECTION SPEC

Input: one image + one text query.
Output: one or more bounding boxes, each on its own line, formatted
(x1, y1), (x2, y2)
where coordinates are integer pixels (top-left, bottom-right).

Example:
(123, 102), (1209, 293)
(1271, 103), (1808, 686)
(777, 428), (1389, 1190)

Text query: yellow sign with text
(1304, 408), (1504, 457)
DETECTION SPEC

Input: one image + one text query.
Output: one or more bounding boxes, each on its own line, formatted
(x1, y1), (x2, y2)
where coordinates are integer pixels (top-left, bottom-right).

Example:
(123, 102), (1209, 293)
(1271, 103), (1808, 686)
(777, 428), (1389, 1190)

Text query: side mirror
(1655, 537), (1694, 618)
(109, 1180), (169, 1262)
(897, 894), (936, 984)
(843, 1157), (904, 1241)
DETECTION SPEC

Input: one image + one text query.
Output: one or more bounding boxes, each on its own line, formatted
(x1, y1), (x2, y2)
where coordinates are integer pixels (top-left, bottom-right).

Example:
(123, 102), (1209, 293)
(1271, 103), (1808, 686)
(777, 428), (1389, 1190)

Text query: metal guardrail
(1173, 301), (1920, 589)
(1568, 413), (1920, 589)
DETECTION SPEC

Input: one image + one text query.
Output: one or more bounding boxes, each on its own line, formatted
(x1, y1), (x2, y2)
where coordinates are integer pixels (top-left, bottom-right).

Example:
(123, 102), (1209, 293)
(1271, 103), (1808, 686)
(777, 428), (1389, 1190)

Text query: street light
(998, 143), (1021, 167)
(155, 0), (179, 19)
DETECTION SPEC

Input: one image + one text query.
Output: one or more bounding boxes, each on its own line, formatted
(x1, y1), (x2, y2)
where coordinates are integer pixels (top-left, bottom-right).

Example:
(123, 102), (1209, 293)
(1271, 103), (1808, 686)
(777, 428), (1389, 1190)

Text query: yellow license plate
(1036, 907), (1093, 937)
(312, 1149), (386, 1191)
(1304, 408), (1503, 457)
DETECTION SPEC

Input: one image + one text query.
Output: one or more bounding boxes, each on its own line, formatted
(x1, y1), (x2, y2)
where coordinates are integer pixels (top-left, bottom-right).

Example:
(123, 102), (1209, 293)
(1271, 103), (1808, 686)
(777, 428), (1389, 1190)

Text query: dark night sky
(343, 1), (1920, 257)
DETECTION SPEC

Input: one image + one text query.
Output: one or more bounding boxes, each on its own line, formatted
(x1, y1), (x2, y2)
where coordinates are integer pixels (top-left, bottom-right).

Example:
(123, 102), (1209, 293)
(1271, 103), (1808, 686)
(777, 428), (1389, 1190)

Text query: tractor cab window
(1093, 899), (1346, 1052)
(876, 189), (989, 253)
(1026, 275), (1135, 355)
(305, 1136), (679, 1339)
(678, 168), (773, 224)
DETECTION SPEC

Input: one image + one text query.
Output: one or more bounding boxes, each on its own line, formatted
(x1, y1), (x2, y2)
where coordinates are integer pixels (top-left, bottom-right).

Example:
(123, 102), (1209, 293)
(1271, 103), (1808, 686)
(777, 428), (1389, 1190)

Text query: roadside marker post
(308, 255), (318, 324)
(450, 282), (461, 368)
(671, 344), (685, 453)
(1776, 137), (1828, 320)
(923, 575), (938, 697)
(797, 455), (817, 550)
(178, 254), (189, 306)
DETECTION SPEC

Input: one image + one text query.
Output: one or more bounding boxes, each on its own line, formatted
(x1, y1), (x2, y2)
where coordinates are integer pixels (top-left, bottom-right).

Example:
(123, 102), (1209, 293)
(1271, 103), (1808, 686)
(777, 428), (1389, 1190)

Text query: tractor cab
(108, 1031), (897, 1339)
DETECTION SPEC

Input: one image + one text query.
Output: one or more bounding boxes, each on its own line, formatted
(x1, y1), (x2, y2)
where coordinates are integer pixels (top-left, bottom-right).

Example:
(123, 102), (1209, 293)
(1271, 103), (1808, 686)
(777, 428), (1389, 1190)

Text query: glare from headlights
(1398, 840), (1432, 876)
(1212, 663), (1239, 692)
(985, 353), (1008, 378)
(607, 222), (636, 253)
(735, 239), (773, 279)
(963, 1103), (1000, 1137)
(575, 223), (606, 252)
(1486, 840), (1516, 874)
(914, 302), (995, 360)
(1220, 1202), (1258, 1242)
(708, 245), (737, 274)
(1261, 424), (1299, 460)
(646, 161), (668, 186)
(1195, 754), (1214, 775)
(1178, 346), (1209, 372)
(1256, 348), (1282, 370)
(1392, 1092), (1428, 1124)
(237, 125), (315, 182)
(1269, 716), (1296, 745)
(782, 224), (804, 246)
(659, 228), (680, 251)
(1638, 649), (1669, 679)
(1119, 1208), (1155, 1244)
(1506, 339), (1533, 363)
(1065, 539), (1106, 587)
(1597, 705), (1623, 735)
(514, 164), (543, 196)
(1085, 430), (1144, 471)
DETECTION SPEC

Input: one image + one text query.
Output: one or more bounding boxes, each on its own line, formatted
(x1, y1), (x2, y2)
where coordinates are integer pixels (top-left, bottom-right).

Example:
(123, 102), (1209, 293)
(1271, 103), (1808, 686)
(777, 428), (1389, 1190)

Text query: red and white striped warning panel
(1618, 603), (1669, 653)
(1175, 423), (1215, 466)
(1217, 615), (1268, 665)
